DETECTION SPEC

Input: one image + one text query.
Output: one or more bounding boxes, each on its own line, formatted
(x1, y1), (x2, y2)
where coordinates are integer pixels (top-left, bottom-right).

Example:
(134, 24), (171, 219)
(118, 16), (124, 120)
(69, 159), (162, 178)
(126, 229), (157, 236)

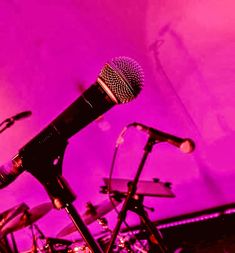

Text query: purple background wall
(0, 0), (234, 250)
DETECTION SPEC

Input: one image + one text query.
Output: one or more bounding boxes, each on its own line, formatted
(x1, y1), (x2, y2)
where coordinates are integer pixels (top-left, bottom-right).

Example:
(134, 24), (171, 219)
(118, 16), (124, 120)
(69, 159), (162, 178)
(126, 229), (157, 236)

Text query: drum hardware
(57, 197), (122, 237)
(95, 217), (149, 252)
(21, 236), (73, 253)
(96, 218), (133, 252)
(9, 232), (19, 253)
(58, 204), (143, 252)
(68, 243), (92, 253)
(44, 237), (73, 252)
(96, 218), (129, 252)
(97, 217), (109, 231)
(97, 231), (149, 253)
(0, 235), (14, 253)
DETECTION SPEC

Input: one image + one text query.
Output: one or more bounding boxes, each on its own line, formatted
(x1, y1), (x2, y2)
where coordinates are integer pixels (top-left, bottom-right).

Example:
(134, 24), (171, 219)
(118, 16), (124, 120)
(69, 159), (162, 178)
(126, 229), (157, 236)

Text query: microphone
(10, 111), (32, 121)
(0, 56), (144, 189)
(0, 111), (32, 132)
(132, 122), (195, 153)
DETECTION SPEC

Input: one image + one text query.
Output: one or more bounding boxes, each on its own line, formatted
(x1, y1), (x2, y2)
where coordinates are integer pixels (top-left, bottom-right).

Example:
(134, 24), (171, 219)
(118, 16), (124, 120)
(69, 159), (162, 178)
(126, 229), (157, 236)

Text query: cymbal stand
(24, 211), (38, 253)
(9, 233), (19, 253)
(106, 135), (168, 253)
(0, 235), (14, 253)
(19, 140), (103, 253)
(34, 224), (45, 240)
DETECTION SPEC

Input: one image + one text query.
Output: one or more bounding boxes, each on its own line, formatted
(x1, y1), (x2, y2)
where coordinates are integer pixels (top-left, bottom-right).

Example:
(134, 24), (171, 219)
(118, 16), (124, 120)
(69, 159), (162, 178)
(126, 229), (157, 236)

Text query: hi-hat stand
(106, 135), (168, 253)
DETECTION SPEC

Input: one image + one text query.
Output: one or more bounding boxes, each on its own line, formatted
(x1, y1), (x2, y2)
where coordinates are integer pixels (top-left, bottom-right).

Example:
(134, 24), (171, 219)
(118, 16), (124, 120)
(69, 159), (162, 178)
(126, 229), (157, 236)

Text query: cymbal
(57, 198), (121, 237)
(1, 202), (53, 235)
(0, 203), (28, 230)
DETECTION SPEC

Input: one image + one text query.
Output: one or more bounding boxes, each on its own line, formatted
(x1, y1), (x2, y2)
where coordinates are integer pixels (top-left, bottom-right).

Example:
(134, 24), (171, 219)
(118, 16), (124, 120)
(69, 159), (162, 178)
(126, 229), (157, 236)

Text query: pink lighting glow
(0, 0), (234, 251)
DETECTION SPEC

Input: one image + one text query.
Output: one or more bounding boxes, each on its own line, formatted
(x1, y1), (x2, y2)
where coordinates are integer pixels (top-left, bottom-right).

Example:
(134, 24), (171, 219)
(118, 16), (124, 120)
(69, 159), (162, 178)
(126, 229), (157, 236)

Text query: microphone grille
(99, 56), (144, 103)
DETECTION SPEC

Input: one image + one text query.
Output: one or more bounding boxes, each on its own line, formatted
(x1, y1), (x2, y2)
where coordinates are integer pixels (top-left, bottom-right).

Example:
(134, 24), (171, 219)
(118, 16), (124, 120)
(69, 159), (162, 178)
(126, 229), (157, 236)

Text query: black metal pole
(9, 233), (18, 253)
(29, 224), (38, 253)
(65, 202), (104, 253)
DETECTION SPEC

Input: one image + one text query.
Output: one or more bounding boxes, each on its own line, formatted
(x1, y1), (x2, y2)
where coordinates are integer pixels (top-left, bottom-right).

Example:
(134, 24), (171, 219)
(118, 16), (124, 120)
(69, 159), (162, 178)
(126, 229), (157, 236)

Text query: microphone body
(20, 83), (115, 161)
(11, 111), (32, 121)
(0, 84), (115, 190)
(0, 57), (144, 189)
(132, 122), (195, 153)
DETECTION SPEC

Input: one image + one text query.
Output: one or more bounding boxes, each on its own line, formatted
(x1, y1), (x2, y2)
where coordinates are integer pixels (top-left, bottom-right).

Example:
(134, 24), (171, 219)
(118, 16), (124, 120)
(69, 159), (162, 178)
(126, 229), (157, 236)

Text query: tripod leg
(139, 211), (168, 253)
(127, 198), (168, 253)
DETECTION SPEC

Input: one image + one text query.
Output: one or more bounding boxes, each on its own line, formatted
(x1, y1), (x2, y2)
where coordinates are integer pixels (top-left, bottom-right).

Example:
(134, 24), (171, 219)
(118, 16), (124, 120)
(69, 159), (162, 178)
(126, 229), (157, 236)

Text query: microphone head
(179, 139), (195, 154)
(99, 56), (144, 104)
(12, 111), (32, 121)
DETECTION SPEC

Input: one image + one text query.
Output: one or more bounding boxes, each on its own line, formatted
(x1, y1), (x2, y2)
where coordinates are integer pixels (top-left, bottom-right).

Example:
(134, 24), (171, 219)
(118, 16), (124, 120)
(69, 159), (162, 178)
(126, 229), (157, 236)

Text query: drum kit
(0, 178), (175, 253)
(0, 200), (148, 253)
(0, 198), (121, 252)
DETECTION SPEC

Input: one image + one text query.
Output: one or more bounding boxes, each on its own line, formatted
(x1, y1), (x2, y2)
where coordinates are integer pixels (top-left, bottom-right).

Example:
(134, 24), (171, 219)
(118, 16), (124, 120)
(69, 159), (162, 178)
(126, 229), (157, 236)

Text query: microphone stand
(106, 135), (168, 253)
(19, 140), (103, 253)
(0, 119), (14, 134)
(0, 111), (31, 134)
(24, 210), (42, 253)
